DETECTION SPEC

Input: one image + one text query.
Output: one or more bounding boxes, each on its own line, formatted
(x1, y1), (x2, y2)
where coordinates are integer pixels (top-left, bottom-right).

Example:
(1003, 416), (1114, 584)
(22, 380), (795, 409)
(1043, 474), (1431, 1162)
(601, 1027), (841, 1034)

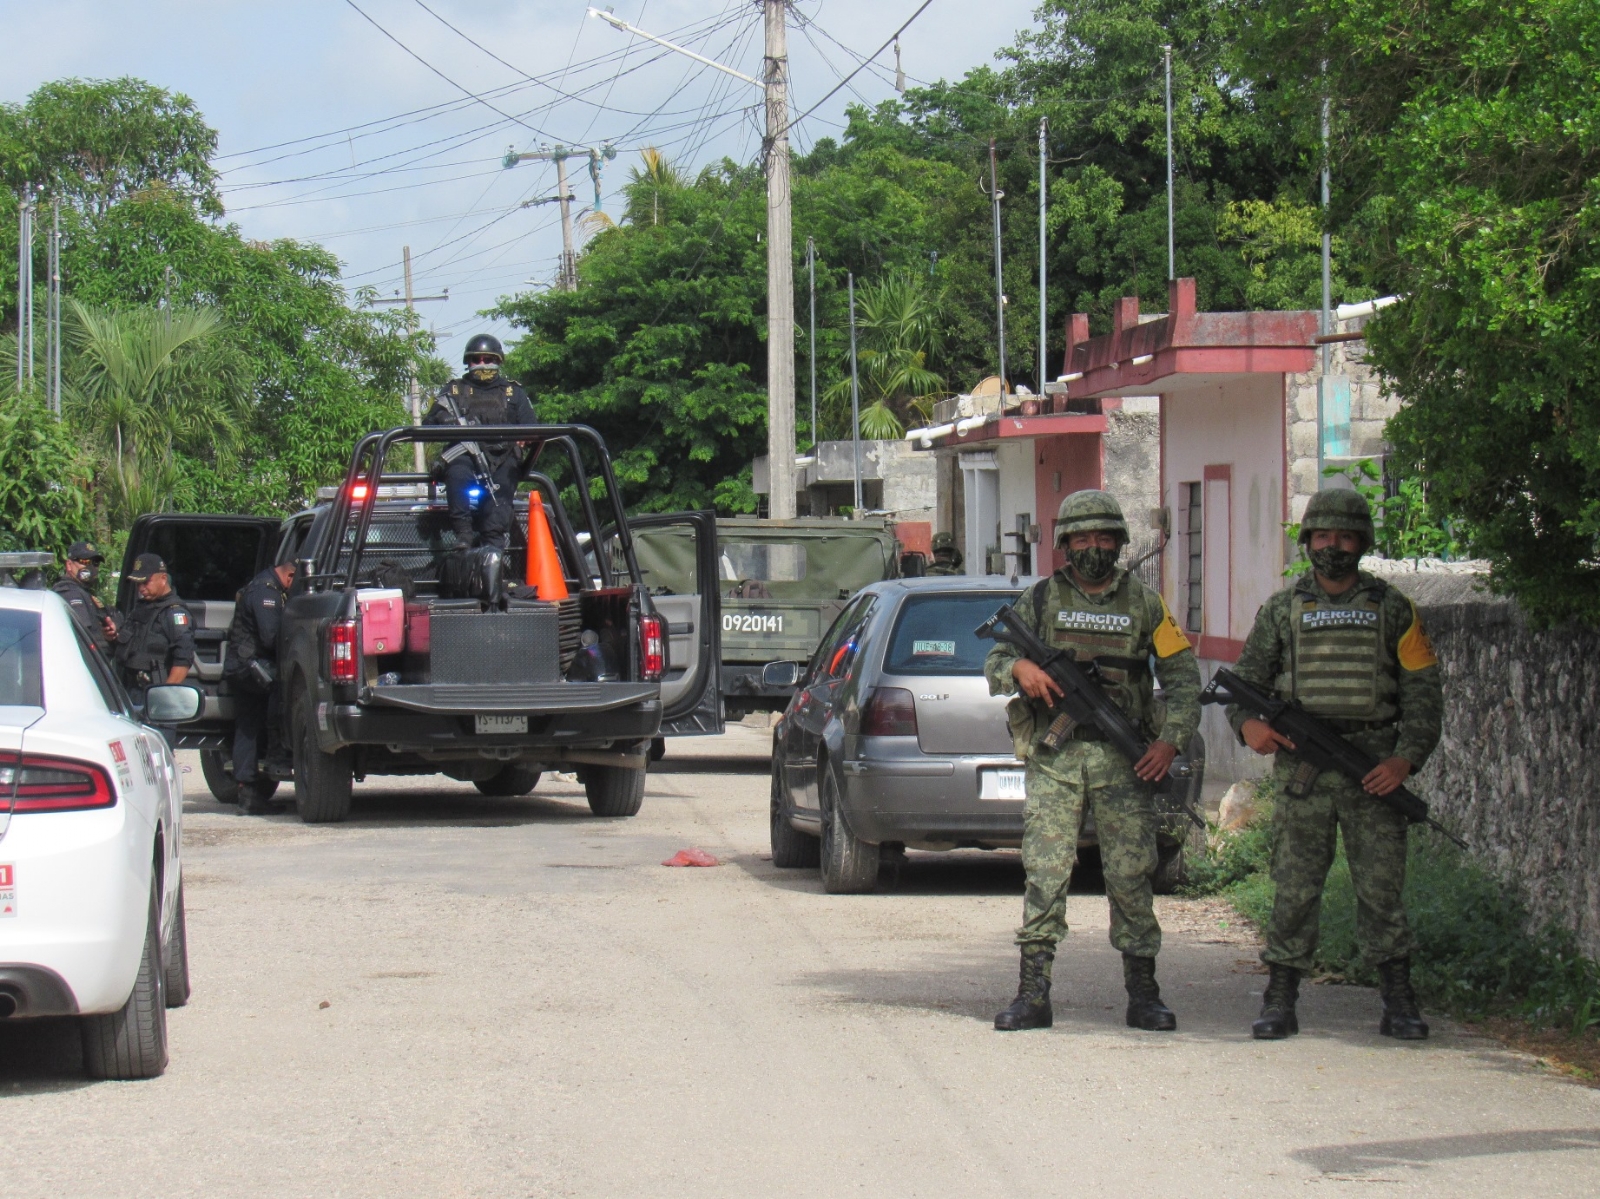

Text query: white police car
(0, 586), (198, 1079)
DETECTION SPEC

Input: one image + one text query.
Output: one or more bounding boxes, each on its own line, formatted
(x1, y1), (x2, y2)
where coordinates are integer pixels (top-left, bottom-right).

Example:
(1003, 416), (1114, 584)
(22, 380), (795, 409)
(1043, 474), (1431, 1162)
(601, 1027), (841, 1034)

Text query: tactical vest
(1281, 581), (1398, 721)
(118, 595), (187, 681)
(1033, 571), (1152, 725)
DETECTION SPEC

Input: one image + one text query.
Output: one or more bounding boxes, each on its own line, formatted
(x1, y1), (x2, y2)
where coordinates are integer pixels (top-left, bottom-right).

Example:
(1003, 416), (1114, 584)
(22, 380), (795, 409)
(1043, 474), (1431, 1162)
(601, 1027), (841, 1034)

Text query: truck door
(625, 511), (723, 737)
(118, 514), (285, 744)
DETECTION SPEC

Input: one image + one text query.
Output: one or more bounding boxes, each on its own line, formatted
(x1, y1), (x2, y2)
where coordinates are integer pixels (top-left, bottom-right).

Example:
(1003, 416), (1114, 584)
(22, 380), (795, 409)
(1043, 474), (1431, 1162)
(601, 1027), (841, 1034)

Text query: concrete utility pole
(1038, 116), (1048, 389)
(504, 143), (616, 293)
(369, 246), (447, 471)
(806, 235), (817, 452)
(16, 186), (33, 392)
(47, 197), (61, 417)
(1318, 59), (1332, 480)
(1165, 44), (1175, 281)
(589, 3), (796, 518)
(848, 272), (862, 514)
(987, 141), (1007, 394)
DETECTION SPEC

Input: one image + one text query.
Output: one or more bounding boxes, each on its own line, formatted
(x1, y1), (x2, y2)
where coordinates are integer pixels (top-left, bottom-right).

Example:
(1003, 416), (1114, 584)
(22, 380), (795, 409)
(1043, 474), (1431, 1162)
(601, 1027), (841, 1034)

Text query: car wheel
(164, 879), (191, 1008)
(81, 875), (168, 1080)
(1152, 841), (1188, 895)
(818, 763), (879, 894)
(292, 692), (353, 824)
(584, 764), (645, 817)
(199, 750), (240, 804)
(475, 764), (542, 797)
(770, 760), (819, 868)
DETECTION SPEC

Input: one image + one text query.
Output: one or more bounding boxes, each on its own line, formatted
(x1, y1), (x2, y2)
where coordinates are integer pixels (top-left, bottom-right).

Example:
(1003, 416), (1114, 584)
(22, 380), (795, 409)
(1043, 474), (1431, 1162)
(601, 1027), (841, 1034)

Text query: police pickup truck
(118, 424), (721, 821)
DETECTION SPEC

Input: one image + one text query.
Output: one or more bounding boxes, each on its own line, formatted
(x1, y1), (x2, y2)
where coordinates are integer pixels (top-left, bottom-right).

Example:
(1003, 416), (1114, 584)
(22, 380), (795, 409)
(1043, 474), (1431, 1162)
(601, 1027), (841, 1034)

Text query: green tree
(0, 370), (93, 555)
(824, 269), (948, 439)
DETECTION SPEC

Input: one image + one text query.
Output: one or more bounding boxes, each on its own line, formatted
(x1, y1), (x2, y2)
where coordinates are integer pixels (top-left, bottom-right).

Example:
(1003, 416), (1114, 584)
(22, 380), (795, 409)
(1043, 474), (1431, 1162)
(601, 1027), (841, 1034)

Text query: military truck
(630, 517), (900, 721)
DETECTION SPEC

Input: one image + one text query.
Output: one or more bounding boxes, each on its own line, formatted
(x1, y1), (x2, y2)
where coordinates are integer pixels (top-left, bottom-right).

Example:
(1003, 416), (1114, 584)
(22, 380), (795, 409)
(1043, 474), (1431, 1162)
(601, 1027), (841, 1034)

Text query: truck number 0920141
(724, 613), (783, 634)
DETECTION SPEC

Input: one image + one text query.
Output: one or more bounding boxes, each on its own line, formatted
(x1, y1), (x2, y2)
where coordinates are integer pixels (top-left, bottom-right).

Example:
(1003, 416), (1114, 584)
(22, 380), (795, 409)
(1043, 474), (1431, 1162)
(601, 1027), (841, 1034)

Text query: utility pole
(47, 197), (61, 417)
(848, 272), (862, 514)
(505, 143), (616, 293)
(588, 3), (795, 517)
(1038, 116), (1048, 389)
(1318, 60), (1331, 481)
(806, 235), (817, 452)
(987, 140), (1007, 395)
(368, 245), (447, 471)
(1165, 45), (1175, 281)
(16, 186), (33, 391)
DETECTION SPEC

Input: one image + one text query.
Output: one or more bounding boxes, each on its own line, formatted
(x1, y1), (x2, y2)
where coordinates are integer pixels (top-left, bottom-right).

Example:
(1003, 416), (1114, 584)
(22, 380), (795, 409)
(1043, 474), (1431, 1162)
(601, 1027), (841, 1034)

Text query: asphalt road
(2, 727), (1597, 1197)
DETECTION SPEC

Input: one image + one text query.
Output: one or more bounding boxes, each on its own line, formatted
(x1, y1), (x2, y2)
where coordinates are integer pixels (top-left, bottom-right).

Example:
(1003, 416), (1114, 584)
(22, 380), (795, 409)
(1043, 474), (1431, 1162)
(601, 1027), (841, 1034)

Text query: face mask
(1310, 545), (1362, 581)
(1069, 545), (1119, 583)
(77, 563), (98, 586)
(469, 363), (500, 384)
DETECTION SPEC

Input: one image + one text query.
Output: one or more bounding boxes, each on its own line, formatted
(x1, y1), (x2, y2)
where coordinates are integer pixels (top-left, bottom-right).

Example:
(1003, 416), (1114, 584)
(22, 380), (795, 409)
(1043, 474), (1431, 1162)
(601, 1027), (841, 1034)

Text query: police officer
(424, 333), (537, 550)
(114, 553), (196, 706)
(985, 490), (1202, 1032)
(52, 541), (120, 655)
(1228, 488), (1442, 1041)
(224, 560), (297, 815)
(925, 531), (965, 576)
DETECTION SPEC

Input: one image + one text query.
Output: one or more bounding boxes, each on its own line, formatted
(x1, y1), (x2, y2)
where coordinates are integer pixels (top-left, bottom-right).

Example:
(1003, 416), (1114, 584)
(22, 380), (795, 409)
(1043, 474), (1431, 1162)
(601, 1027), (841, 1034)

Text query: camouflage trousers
(1262, 746), (1415, 972)
(1017, 740), (1161, 959)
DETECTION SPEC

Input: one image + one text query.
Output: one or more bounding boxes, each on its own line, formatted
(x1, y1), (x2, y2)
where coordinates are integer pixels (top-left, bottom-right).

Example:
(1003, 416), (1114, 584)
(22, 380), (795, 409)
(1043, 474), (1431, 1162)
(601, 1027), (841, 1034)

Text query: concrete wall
(753, 439), (936, 522)
(1034, 433), (1103, 576)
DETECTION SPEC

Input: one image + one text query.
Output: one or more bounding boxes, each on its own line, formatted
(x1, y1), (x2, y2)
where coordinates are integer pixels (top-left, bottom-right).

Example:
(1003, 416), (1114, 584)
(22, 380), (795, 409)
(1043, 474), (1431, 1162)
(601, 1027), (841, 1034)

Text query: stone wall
(1379, 567), (1600, 959)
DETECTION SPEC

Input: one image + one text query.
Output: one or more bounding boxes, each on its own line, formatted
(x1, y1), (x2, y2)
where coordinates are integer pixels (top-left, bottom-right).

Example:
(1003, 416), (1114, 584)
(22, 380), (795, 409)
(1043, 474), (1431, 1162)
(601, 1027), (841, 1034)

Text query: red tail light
(0, 752), (116, 813)
(861, 687), (918, 736)
(329, 619), (358, 684)
(639, 614), (665, 682)
(349, 482), (371, 501)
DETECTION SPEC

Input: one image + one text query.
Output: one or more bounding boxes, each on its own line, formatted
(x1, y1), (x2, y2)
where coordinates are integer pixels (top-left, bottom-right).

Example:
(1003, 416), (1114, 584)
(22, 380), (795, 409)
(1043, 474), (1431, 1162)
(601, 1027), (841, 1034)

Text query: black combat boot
(1251, 964), (1301, 1039)
(994, 948), (1054, 1031)
(1377, 957), (1429, 1040)
(238, 780), (279, 817)
(1123, 954), (1178, 1031)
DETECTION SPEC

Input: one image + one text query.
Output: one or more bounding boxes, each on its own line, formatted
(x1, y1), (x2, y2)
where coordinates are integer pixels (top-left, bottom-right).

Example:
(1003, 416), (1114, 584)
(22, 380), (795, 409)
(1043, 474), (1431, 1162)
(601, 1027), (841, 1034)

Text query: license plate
(978, 768), (1027, 800)
(723, 612), (784, 634)
(474, 715), (528, 735)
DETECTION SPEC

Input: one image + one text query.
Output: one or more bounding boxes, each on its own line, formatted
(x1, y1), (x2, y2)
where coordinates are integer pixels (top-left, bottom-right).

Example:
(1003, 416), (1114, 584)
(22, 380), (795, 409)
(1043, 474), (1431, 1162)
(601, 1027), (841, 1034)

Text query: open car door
(118, 513), (285, 747)
(626, 511), (723, 737)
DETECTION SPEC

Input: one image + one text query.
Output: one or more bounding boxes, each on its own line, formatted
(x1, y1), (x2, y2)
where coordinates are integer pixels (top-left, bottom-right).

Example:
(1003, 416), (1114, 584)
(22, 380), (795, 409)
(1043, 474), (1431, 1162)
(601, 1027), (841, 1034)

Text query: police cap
(67, 540), (104, 562)
(125, 553), (168, 582)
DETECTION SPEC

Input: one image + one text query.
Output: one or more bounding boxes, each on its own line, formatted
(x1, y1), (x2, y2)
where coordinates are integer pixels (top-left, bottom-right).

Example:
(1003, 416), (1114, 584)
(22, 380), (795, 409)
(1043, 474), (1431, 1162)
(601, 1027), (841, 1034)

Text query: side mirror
(143, 684), (203, 724)
(761, 661), (802, 689)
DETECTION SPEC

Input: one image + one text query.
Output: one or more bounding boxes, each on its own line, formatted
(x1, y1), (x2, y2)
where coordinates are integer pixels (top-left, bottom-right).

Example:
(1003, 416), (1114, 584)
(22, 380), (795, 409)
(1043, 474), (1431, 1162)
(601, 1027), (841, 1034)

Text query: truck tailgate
(362, 682), (659, 714)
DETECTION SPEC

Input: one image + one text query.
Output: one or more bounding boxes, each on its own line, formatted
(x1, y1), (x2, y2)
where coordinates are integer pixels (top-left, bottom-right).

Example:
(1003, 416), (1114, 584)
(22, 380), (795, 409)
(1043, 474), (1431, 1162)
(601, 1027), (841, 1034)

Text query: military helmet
(463, 333), (505, 364)
(931, 532), (956, 554)
(1054, 489), (1128, 546)
(1299, 487), (1374, 549)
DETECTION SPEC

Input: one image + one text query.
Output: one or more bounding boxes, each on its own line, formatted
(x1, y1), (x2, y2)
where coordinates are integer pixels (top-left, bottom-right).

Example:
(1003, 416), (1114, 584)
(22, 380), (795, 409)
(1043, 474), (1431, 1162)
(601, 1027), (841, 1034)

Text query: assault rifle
(1200, 667), (1467, 850)
(975, 603), (1204, 828)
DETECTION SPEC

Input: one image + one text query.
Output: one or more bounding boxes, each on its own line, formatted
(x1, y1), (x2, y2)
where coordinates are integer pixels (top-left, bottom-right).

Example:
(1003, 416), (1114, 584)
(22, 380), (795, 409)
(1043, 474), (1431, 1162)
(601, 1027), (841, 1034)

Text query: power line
(786, 0), (936, 135)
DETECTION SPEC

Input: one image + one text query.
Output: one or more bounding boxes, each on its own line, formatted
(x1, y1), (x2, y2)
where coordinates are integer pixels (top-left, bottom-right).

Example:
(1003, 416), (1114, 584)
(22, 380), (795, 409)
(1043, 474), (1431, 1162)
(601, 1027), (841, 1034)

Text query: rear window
(0, 609), (43, 707)
(141, 522), (270, 601)
(882, 592), (1020, 677)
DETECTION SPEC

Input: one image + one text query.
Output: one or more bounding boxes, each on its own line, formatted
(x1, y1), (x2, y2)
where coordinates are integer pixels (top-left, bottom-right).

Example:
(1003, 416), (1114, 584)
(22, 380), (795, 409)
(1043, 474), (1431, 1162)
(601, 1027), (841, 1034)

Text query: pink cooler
(357, 588), (405, 654)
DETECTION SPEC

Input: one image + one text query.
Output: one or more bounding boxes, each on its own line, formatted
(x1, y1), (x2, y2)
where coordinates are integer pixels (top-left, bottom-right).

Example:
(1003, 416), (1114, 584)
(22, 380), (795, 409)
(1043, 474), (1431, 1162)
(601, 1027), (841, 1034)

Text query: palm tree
(63, 300), (250, 525)
(625, 147), (687, 227)
(825, 269), (948, 439)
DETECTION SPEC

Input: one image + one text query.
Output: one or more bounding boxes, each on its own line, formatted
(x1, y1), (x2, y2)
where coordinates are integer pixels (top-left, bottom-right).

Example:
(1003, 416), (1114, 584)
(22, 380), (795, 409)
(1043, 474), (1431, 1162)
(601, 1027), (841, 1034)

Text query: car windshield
(882, 591), (1021, 677)
(0, 609), (43, 707)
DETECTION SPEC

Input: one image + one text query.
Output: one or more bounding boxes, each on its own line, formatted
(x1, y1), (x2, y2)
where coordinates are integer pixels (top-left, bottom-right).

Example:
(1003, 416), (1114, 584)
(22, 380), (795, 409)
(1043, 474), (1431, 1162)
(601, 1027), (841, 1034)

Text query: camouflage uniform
(985, 568), (1201, 957)
(1228, 569), (1442, 972)
(926, 531), (963, 576)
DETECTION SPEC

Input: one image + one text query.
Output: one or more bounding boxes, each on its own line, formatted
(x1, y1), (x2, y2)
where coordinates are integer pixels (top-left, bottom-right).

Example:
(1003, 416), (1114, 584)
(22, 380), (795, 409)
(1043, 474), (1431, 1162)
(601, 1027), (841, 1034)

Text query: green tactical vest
(1280, 580), (1398, 721)
(1036, 571), (1154, 724)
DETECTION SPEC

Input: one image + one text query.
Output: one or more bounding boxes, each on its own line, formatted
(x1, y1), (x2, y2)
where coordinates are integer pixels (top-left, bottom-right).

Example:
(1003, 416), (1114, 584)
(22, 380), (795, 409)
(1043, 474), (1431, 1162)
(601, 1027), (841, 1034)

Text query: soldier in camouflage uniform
(985, 490), (1201, 1032)
(1227, 488), (1442, 1041)
(925, 531), (964, 576)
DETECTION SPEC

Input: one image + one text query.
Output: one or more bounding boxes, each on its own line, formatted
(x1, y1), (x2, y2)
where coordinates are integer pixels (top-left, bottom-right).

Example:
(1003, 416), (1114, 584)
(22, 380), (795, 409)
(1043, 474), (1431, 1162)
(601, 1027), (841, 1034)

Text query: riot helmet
(463, 333), (505, 383)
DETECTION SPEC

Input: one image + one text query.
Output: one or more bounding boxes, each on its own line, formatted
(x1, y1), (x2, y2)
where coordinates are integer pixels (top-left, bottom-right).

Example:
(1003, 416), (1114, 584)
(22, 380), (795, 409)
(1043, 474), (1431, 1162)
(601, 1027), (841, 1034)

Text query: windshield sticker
(912, 639), (956, 657)
(0, 864), (15, 917)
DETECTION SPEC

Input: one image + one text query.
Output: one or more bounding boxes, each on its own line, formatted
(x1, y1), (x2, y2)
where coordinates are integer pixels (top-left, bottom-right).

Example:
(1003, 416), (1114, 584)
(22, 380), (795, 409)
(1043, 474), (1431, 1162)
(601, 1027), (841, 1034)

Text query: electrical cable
(785, 0), (936, 136)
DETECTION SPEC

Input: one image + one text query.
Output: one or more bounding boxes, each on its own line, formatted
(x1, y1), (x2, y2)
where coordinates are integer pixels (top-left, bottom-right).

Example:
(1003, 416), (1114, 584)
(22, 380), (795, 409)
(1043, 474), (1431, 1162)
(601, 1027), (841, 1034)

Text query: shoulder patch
(1397, 599), (1439, 670)
(1151, 597), (1192, 658)
(172, 610), (190, 627)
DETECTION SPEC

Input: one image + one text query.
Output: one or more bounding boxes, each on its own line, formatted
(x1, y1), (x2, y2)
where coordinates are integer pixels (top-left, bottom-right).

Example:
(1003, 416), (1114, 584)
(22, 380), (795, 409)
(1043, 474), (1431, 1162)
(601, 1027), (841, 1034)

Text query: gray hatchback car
(766, 576), (1203, 894)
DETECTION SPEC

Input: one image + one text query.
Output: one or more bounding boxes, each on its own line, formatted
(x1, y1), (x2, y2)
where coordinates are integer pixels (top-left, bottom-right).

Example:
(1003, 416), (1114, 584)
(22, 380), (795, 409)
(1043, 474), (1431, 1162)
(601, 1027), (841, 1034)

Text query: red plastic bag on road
(662, 848), (720, 867)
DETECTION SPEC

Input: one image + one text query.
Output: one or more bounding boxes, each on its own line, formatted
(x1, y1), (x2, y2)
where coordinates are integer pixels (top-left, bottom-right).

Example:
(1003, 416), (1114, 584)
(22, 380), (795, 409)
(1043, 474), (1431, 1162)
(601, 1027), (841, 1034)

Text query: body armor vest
(119, 595), (185, 679)
(1281, 583), (1398, 721)
(1036, 572), (1152, 725)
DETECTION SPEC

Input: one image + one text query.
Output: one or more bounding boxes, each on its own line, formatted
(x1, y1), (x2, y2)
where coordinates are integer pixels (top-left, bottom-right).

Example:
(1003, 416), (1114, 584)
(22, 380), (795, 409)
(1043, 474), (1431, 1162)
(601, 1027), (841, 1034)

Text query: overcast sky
(1, 0), (1042, 364)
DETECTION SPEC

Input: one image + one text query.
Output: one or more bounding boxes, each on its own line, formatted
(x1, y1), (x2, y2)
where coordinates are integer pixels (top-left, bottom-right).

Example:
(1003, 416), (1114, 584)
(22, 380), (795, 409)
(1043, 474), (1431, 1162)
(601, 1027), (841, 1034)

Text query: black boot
(1377, 957), (1429, 1040)
(238, 780), (278, 816)
(1251, 964), (1301, 1039)
(1123, 954), (1177, 1031)
(994, 948), (1054, 1031)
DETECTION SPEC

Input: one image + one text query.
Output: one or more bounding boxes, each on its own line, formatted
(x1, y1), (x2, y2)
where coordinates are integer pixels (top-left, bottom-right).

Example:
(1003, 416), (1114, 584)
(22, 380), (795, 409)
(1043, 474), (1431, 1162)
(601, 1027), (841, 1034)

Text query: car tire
(81, 876), (168, 1081)
(1152, 841), (1187, 895)
(292, 693), (353, 824)
(819, 763), (879, 894)
(770, 761), (819, 868)
(584, 764), (645, 817)
(164, 879), (191, 1008)
(199, 750), (240, 804)
(475, 764), (542, 797)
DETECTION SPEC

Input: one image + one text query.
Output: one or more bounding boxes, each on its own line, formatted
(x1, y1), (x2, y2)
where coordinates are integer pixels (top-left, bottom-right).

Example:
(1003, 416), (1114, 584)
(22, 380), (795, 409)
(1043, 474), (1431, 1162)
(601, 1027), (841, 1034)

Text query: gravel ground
(2, 726), (1597, 1197)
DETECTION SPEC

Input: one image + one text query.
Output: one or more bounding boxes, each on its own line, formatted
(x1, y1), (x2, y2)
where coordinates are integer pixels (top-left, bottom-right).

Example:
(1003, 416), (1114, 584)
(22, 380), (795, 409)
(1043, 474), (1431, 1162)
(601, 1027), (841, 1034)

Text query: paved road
(3, 728), (1597, 1197)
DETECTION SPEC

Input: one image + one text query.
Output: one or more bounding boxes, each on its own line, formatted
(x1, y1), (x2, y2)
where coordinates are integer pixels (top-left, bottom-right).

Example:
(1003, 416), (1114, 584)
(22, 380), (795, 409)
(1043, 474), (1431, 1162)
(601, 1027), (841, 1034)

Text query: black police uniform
(52, 575), (120, 655)
(115, 592), (197, 704)
(224, 567), (290, 794)
(424, 374), (537, 549)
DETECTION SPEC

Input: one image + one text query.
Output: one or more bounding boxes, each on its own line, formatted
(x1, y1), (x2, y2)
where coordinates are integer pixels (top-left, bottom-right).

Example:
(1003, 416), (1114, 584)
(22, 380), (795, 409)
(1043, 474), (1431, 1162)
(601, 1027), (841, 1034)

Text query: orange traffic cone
(526, 491), (569, 600)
